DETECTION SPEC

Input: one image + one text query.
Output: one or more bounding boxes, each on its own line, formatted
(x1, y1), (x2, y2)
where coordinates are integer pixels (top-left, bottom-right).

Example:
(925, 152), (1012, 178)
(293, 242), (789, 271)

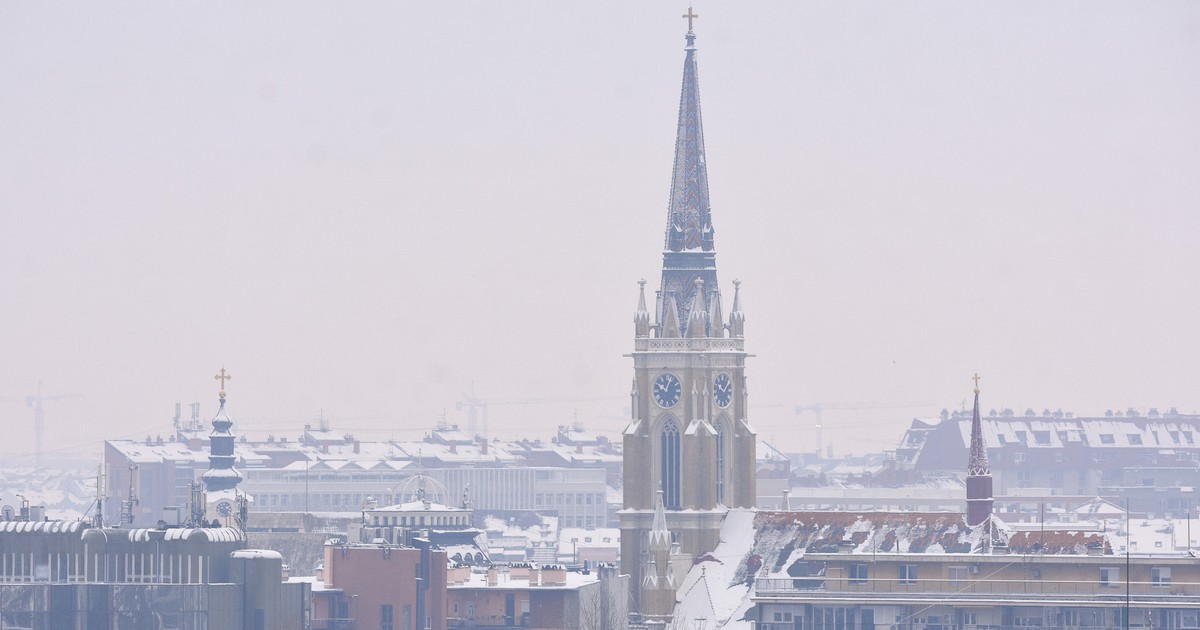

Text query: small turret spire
(662, 294), (682, 338)
(687, 277), (708, 338)
(649, 489), (671, 548)
(709, 288), (725, 339)
(635, 279), (651, 338)
(728, 279), (745, 337)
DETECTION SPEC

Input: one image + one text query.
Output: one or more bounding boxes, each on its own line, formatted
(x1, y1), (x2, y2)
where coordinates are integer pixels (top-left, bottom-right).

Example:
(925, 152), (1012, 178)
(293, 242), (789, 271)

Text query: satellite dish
(1, 505), (14, 521)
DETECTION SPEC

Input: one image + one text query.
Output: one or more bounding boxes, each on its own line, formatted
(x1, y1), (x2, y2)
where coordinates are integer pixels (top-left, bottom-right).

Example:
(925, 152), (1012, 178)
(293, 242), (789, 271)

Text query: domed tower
(202, 368), (243, 522)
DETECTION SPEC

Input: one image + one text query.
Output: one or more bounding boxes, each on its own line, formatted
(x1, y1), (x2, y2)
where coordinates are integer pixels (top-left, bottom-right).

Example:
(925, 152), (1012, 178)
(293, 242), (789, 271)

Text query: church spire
(658, 12), (720, 337)
(966, 373), (994, 526)
(968, 373), (990, 476)
(664, 8), (713, 254)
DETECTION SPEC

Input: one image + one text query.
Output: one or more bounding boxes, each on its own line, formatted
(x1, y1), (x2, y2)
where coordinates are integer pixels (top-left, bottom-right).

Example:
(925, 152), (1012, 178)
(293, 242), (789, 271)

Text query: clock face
(217, 501), (233, 517)
(714, 373), (733, 408)
(653, 373), (682, 408)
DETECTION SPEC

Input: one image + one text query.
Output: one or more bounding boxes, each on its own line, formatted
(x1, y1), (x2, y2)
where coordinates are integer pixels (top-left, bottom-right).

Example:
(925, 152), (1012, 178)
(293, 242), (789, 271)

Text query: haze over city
(2, 2), (1198, 459)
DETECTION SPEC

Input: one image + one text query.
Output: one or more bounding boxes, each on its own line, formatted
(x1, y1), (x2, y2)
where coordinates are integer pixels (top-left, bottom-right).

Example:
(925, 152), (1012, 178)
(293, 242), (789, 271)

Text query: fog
(2, 2), (1198, 459)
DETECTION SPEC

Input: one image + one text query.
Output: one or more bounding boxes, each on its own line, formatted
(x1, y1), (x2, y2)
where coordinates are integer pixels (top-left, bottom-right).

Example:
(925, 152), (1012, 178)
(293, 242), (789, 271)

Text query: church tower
(620, 10), (756, 618)
(202, 367), (246, 526)
(201, 367), (242, 492)
(966, 374), (994, 526)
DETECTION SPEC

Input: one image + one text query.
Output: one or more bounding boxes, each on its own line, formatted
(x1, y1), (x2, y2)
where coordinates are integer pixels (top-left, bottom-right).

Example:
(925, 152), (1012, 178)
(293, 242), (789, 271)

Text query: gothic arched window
(715, 419), (727, 504)
(660, 419), (681, 509)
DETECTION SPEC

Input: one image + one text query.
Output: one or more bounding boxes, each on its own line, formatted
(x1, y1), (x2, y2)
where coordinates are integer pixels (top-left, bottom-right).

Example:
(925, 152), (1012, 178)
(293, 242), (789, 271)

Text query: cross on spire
(682, 6), (699, 32)
(214, 367), (232, 400)
(972, 372), (981, 393)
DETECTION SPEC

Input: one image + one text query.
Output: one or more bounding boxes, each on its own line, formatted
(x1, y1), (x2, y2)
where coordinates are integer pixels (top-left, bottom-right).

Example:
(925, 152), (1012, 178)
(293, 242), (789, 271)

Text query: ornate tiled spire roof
(657, 17), (721, 337)
(663, 19), (713, 255)
(968, 375), (990, 476)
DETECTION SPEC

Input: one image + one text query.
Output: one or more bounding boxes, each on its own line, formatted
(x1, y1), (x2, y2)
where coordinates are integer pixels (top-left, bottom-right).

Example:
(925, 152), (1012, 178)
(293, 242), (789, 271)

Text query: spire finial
(214, 367), (232, 401)
(973, 372), (981, 394)
(683, 7), (699, 41)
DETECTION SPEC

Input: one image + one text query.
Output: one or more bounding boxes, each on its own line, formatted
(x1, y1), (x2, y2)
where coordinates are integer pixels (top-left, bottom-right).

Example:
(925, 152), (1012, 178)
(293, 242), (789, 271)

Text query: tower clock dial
(653, 373), (682, 408)
(216, 501), (233, 517)
(714, 373), (733, 408)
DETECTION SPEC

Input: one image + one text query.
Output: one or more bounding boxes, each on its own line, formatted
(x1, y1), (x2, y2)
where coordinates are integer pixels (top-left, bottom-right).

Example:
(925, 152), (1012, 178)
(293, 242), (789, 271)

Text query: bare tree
(579, 580), (630, 630)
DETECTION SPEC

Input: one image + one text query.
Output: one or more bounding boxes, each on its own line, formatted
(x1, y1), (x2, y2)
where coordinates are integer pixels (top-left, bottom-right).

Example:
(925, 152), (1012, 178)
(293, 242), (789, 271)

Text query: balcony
(754, 576), (1200, 607)
(633, 338), (745, 352)
(448, 614), (530, 629)
(311, 619), (356, 630)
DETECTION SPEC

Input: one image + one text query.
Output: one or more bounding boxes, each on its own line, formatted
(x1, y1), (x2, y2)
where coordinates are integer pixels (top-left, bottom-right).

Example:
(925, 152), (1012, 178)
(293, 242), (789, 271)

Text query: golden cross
(972, 372), (981, 392)
(214, 367), (232, 397)
(683, 7), (699, 32)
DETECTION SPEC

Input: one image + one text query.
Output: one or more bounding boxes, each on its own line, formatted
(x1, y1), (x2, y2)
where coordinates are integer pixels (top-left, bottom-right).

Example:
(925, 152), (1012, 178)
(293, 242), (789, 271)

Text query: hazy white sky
(2, 2), (1198, 459)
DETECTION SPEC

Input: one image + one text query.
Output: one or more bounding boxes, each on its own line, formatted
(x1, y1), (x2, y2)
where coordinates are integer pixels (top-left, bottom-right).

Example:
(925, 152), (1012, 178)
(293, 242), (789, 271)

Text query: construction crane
(456, 394), (620, 440)
(795, 401), (934, 457)
(6, 380), (83, 467)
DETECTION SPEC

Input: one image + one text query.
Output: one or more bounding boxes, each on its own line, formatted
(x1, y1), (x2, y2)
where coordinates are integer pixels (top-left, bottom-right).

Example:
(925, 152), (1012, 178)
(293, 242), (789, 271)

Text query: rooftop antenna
(92, 463), (105, 527)
(190, 402), (201, 430)
(172, 403), (182, 430)
(122, 463), (140, 526)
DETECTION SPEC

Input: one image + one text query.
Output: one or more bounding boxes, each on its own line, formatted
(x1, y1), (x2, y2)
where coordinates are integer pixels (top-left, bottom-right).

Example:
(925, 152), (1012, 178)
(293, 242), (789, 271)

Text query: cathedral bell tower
(620, 10), (756, 619)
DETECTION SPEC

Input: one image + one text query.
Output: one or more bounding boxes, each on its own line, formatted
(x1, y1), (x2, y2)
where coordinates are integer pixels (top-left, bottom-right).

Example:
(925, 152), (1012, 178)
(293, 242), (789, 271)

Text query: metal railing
(310, 618), (356, 630)
(633, 338), (745, 352)
(755, 576), (1199, 603)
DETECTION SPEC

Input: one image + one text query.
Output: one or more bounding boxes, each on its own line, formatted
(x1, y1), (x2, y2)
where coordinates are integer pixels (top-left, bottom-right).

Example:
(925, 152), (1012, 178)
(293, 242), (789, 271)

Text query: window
(1034, 431), (1050, 445)
(716, 422), (727, 504)
(1128, 434), (1143, 445)
(1014, 452), (1026, 464)
(1100, 567), (1119, 587)
(848, 563), (868, 584)
(1015, 431), (1027, 443)
(381, 604), (394, 630)
(898, 564), (918, 585)
(1100, 434), (1115, 444)
(1153, 567), (1171, 586)
(1054, 452), (1063, 463)
(948, 566), (969, 584)
(660, 419), (682, 509)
